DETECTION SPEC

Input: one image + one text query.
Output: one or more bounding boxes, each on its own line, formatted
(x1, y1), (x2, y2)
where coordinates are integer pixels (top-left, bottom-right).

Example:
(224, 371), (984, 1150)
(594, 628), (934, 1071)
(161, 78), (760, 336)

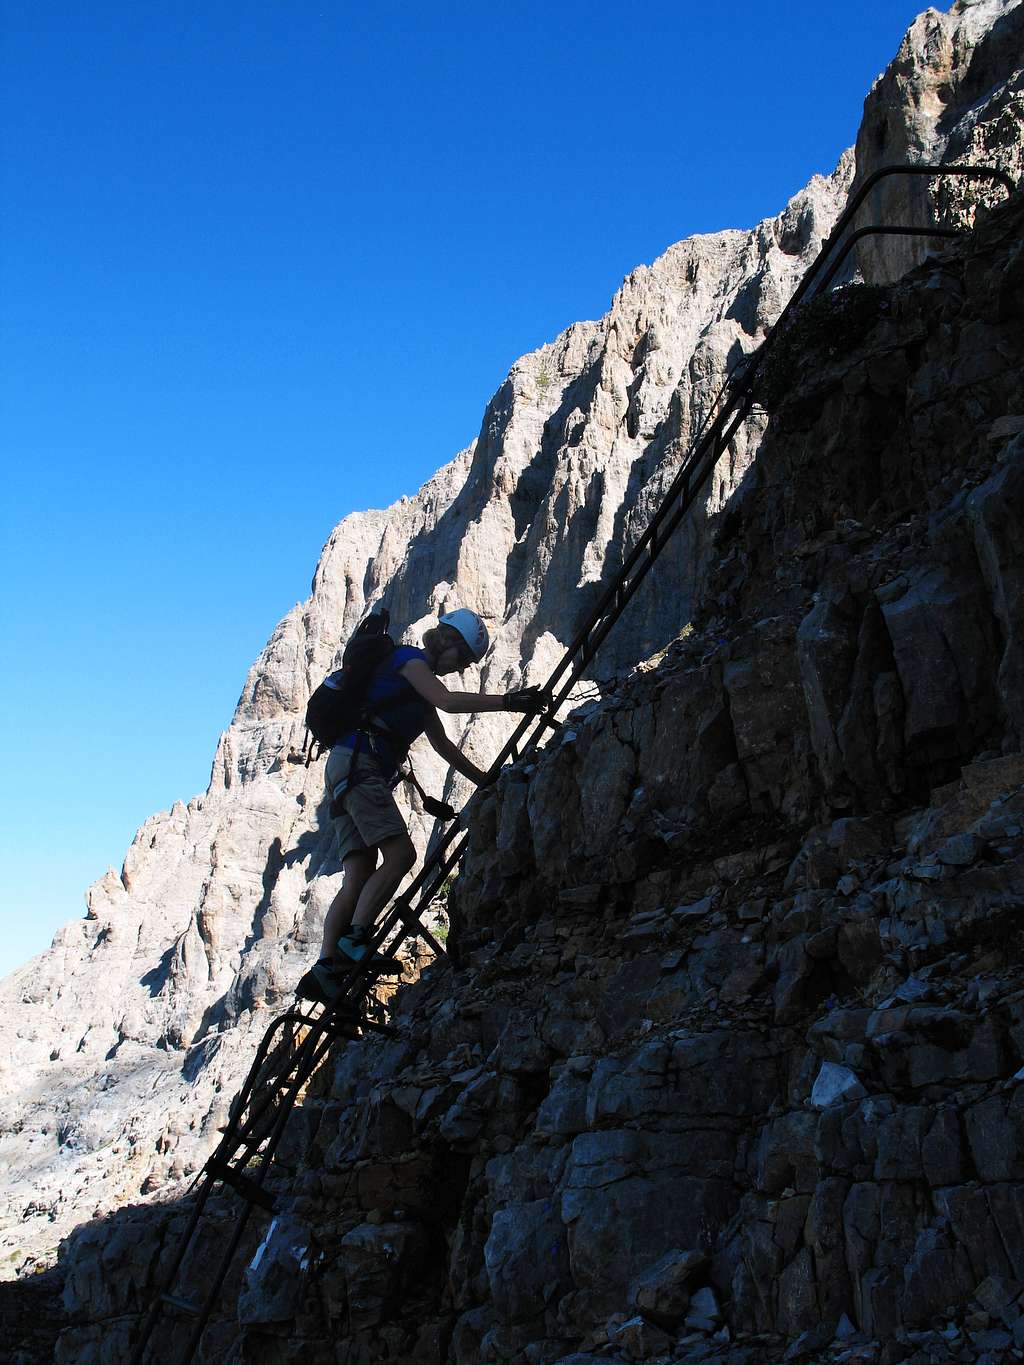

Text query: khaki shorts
(325, 744), (407, 862)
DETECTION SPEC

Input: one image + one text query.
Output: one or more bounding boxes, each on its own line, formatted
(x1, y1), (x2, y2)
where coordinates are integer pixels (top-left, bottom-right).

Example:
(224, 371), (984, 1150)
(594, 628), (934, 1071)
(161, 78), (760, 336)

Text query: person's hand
(422, 795), (458, 822)
(503, 685), (548, 715)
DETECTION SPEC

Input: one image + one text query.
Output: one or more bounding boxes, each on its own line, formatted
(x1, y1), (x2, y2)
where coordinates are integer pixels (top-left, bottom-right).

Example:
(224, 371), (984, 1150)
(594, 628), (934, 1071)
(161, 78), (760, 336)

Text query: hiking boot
(336, 927), (404, 975)
(296, 961), (360, 1011)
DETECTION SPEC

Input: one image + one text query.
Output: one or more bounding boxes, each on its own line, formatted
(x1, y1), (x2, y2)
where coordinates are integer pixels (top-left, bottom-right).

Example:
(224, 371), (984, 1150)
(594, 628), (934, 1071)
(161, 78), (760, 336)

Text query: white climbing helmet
(438, 609), (490, 664)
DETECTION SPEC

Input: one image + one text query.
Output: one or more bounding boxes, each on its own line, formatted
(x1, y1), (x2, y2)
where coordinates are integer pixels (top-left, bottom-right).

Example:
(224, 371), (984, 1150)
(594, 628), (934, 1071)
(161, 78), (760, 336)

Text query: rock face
(1, 0), (1022, 1348)
(50, 177), (1024, 1365)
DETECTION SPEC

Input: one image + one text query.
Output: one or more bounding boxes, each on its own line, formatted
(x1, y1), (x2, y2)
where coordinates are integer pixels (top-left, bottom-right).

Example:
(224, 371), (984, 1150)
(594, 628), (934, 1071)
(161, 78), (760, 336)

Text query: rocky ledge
(42, 185), (1024, 1364)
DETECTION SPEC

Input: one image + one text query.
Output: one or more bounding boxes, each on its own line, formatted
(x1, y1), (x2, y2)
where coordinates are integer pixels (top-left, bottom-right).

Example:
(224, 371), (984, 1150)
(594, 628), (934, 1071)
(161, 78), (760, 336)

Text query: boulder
(628, 1247), (706, 1327)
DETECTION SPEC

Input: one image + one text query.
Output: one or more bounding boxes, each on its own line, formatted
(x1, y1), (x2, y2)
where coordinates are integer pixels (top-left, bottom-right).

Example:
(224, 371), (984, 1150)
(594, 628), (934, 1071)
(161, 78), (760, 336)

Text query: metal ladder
(129, 161), (1016, 1365)
(128, 914), (436, 1363)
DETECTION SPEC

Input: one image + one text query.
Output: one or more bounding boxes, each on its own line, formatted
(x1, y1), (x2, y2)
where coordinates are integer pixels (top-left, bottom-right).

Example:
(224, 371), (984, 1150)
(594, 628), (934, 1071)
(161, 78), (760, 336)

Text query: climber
(298, 609), (546, 1005)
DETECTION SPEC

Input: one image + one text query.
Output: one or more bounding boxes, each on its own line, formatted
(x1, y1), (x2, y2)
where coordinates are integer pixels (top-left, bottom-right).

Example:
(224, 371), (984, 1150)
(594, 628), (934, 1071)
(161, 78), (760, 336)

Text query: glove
(503, 685), (547, 715)
(422, 796), (458, 822)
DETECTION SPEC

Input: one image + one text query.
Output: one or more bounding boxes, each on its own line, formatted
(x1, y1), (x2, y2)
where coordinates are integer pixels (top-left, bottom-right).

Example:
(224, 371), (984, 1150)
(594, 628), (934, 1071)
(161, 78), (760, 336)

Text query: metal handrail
(780, 162), (1015, 316)
(810, 223), (960, 297)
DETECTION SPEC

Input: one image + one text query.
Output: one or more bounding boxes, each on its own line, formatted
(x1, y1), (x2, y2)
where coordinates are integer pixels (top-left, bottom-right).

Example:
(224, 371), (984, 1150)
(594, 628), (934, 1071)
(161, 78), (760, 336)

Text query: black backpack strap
(302, 729), (324, 768)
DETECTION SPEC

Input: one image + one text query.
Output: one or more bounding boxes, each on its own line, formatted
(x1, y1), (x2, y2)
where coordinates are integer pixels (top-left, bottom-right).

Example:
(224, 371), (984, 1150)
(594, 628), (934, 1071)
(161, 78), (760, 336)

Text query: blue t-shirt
(337, 645), (433, 775)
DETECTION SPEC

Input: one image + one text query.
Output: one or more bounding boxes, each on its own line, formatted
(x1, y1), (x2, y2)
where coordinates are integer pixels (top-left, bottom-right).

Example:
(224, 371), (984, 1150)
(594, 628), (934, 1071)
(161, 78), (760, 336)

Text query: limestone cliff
(0, 0), (1021, 1335)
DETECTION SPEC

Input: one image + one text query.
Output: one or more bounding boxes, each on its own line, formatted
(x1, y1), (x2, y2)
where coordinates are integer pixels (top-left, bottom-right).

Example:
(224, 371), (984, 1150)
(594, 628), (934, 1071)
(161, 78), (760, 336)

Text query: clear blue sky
(0, 0), (926, 977)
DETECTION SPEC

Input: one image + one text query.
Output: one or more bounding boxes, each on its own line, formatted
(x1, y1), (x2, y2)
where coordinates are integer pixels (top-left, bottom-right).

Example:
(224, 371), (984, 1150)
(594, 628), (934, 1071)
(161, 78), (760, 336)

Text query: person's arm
(423, 709), (489, 784)
(400, 658), (543, 715)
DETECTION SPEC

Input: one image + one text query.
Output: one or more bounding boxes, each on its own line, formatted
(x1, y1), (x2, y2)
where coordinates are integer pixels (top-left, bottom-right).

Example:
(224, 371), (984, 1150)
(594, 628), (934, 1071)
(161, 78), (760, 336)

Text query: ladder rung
(396, 914), (447, 959)
(161, 1293), (201, 1316)
(206, 1156), (277, 1212)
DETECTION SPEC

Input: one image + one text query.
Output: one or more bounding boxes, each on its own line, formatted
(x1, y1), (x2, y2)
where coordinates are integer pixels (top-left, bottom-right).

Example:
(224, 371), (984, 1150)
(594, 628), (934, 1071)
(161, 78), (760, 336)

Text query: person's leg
(319, 849), (375, 960)
(336, 833), (416, 960)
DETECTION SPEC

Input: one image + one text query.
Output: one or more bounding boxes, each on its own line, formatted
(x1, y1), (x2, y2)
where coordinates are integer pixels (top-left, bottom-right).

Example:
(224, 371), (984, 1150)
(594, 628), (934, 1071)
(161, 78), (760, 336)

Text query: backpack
(304, 609), (396, 754)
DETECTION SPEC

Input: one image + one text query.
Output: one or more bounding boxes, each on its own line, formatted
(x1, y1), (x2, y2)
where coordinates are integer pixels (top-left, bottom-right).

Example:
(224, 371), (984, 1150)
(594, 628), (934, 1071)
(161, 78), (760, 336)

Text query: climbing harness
(327, 724), (456, 821)
(130, 162), (1017, 1365)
